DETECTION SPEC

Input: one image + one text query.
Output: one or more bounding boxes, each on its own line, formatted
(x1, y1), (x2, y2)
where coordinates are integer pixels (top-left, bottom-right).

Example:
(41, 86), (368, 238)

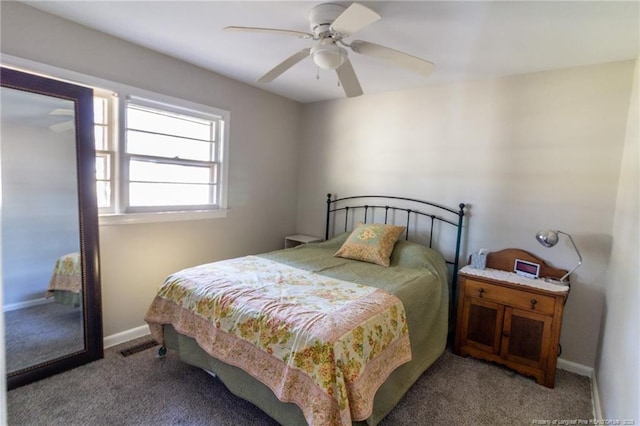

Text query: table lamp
(535, 229), (582, 283)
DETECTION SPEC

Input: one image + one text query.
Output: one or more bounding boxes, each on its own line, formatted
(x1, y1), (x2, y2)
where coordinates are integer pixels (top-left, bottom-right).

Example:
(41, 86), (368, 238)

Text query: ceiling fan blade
(49, 108), (74, 116)
(49, 120), (74, 133)
(224, 26), (312, 39)
(336, 59), (363, 98)
(330, 3), (381, 36)
(257, 48), (312, 83)
(351, 40), (434, 77)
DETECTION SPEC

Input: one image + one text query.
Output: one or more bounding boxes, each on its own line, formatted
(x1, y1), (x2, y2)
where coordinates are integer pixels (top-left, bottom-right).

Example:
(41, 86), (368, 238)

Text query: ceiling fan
(48, 108), (74, 133)
(225, 2), (434, 98)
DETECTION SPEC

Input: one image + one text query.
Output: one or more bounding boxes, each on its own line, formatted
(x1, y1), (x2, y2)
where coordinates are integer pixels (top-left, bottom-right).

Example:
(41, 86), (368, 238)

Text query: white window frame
(0, 54), (230, 225)
(118, 95), (226, 215)
(94, 89), (117, 215)
(104, 91), (230, 224)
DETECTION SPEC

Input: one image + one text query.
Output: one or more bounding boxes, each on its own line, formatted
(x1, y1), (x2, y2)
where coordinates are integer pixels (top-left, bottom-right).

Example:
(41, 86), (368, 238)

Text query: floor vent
(120, 340), (158, 357)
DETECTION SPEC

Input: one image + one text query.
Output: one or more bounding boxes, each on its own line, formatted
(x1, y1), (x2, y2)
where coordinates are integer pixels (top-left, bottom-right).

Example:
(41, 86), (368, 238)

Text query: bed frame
(325, 193), (466, 303)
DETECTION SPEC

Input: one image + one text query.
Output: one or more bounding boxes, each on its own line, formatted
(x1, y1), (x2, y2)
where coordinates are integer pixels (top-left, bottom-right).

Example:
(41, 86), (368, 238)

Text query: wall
(296, 61), (635, 368)
(596, 60), (639, 421)
(1, 2), (302, 336)
(1, 3), (637, 418)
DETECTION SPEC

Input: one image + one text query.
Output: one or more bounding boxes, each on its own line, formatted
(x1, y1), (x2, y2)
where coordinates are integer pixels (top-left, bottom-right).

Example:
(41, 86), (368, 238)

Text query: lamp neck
(557, 231), (582, 282)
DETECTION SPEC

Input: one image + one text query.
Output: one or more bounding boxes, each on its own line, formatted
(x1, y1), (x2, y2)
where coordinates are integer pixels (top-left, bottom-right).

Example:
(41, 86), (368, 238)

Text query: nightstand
(453, 248), (569, 388)
(284, 234), (323, 249)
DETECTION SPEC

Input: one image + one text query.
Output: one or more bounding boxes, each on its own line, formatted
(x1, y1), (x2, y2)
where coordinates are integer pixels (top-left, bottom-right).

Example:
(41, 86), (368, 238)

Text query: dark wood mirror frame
(2, 67), (103, 389)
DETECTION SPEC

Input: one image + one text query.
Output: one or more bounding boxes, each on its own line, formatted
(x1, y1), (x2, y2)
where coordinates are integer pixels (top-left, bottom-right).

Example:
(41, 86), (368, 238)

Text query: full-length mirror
(1, 67), (103, 389)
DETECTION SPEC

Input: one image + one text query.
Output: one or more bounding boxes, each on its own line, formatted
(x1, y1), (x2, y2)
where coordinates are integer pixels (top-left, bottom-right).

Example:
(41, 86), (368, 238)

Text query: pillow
(334, 223), (406, 267)
(389, 239), (448, 280)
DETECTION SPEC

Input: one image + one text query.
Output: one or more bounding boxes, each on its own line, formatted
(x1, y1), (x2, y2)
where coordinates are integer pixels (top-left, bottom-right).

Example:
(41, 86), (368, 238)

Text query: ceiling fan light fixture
(311, 43), (347, 70)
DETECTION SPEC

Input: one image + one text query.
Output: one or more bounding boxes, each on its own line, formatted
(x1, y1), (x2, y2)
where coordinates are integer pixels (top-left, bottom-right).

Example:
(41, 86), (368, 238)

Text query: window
(94, 90), (114, 213)
(94, 91), (229, 222)
(0, 59), (229, 223)
(123, 97), (223, 213)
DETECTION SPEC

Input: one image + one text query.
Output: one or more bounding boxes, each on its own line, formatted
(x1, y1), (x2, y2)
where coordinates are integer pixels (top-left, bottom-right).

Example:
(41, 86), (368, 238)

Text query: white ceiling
(22, 1), (640, 103)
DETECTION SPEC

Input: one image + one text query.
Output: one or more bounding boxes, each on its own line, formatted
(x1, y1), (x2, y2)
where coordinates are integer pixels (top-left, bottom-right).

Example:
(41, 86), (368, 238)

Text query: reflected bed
(46, 252), (81, 307)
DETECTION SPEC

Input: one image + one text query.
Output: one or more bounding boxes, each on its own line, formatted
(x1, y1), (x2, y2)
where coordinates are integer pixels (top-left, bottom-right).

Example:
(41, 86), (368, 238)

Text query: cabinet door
(461, 296), (504, 355)
(501, 307), (552, 369)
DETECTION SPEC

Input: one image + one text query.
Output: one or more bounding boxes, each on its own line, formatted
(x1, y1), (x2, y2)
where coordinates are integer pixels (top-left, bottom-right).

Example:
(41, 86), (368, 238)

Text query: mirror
(1, 67), (103, 389)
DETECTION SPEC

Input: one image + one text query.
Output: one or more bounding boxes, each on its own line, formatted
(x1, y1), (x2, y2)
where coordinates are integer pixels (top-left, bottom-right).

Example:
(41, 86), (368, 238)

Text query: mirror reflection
(1, 86), (85, 374)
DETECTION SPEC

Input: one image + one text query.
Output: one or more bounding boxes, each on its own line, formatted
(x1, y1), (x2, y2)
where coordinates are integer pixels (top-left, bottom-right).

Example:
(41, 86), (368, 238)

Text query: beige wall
(1, 2), (302, 336)
(1, 1), (638, 421)
(296, 61), (635, 368)
(596, 60), (639, 420)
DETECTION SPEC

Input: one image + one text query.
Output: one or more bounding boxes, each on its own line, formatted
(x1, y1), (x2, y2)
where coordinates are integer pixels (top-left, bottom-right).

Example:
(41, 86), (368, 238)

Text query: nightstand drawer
(464, 279), (555, 315)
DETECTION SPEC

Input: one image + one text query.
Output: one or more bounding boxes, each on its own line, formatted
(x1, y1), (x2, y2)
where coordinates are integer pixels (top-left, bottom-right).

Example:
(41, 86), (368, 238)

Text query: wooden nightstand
(284, 234), (322, 249)
(453, 248), (569, 388)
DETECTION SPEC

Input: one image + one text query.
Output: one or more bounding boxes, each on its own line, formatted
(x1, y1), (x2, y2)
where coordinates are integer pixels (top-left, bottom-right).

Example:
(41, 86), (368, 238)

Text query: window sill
(99, 209), (228, 226)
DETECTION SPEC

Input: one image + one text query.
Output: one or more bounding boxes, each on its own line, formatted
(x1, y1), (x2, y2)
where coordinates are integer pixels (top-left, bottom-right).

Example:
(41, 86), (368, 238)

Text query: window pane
(95, 125), (107, 151)
(129, 182), (214, 206)
(127, 104), (212, 140)
(96, 154), (110, 180)
(94, 97), (106, 124)
(96, 181), (111, 208)
(127, 130), (213, 161)
(129, 160), (213, 184)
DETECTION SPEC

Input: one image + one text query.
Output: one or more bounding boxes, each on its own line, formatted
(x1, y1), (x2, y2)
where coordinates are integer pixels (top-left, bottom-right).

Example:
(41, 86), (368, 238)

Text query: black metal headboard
(325, 193), (466, 292)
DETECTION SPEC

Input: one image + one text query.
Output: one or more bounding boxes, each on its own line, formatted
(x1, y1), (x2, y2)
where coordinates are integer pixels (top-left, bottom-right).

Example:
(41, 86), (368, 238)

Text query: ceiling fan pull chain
(316, 66), (320, 80)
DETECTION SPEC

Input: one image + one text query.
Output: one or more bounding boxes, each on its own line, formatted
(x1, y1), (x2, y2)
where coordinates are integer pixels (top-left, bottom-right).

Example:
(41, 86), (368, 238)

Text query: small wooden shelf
(453, 248), (569, 388)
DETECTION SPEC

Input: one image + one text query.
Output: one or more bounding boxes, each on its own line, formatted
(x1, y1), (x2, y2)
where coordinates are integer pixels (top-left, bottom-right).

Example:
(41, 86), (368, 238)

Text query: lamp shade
(311, 44), (347, 70)
(536, 229), (559, 248)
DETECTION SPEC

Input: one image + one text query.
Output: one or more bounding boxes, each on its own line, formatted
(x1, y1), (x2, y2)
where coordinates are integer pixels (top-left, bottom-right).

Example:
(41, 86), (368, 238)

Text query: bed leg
(156, 346), (167, 358)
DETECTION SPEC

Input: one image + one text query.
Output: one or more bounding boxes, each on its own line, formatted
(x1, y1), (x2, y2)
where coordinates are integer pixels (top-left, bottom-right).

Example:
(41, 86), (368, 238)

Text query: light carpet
(7, 337), (593, 425)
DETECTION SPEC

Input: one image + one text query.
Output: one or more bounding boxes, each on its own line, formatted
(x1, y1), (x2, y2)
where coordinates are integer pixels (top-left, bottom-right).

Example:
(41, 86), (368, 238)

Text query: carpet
(5, 302), (83, 373)
(7, 337), (593, 425)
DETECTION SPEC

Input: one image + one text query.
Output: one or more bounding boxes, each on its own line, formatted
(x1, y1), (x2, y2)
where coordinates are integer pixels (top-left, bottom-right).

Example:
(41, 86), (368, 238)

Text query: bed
(45, 252), (81, 307)
(145, 194), (466, 425)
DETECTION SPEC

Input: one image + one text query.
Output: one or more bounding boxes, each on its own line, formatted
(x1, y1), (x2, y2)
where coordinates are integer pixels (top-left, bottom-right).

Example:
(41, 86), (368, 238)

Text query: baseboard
(557, 357), (593, 377)
(3, 297), (52, 312)
(557, 357), (602, 420)
(590, 370), (603, 420)
(103, 325), (150, 349)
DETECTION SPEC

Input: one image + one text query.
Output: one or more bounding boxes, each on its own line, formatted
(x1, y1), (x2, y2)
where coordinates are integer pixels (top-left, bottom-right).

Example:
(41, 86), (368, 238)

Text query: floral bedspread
(145, 255), (411, 425)
(46, 252), (81, 297)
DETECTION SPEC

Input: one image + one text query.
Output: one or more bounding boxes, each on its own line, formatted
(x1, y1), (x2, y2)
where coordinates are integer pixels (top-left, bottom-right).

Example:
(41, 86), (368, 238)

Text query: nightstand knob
(478, 288), (485, 298)
(530, 299), (538, 310)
